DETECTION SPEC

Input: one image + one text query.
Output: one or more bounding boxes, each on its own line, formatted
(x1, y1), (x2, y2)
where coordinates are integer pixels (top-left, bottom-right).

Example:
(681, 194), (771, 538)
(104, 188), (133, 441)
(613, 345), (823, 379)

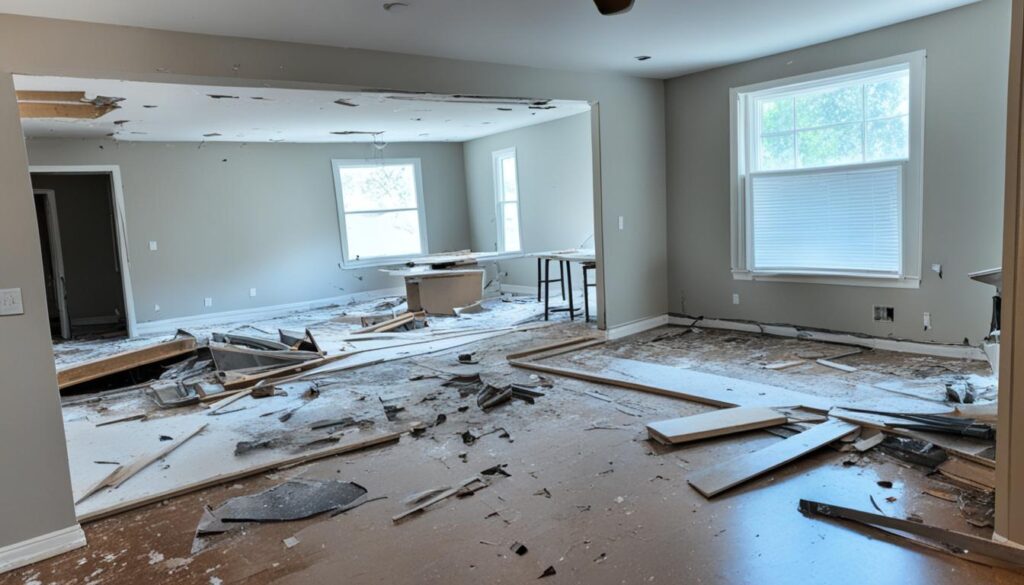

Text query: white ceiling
(14, 75), (591, 143)
(0, 0), (978, 78)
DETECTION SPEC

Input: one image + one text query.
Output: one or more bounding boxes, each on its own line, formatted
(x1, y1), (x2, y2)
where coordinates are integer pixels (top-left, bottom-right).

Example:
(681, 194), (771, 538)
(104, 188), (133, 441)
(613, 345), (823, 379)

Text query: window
(332, 158), (428, 266)
(730, 52), (925, 287)
(493, 148), (522, 252)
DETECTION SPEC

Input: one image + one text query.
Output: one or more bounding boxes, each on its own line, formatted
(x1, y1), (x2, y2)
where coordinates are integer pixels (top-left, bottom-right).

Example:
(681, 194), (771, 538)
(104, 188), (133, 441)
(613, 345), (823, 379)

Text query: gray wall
(464, 113), (594, 288)
(665, 0), (1010, 345)
(0, 14), (665, 551)
(31, 173), (126, 324)
(26, 139), (470, 324)
(0, 76), (78, 554)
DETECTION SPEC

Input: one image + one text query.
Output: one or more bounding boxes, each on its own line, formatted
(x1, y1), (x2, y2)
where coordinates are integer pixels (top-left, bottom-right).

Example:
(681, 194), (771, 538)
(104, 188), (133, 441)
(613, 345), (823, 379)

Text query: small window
(493, 148), (522, 253)
(731, 52), (925, 287)
(332, 158), (428, 265)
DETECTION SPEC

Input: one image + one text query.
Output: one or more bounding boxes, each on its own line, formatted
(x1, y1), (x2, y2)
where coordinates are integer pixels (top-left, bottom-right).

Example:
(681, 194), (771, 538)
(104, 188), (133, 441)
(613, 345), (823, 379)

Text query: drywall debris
(334, 98), (359, 107)
(539, 566), (557, 578)
(207, 94), (239, 99)
(196, 479), (368, 535)
(283, 536), (300, 548)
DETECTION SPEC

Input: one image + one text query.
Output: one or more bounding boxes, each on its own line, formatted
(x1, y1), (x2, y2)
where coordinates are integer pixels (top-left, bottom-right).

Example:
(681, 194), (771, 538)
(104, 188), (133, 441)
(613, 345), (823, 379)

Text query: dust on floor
(8, 321), (1011, 585)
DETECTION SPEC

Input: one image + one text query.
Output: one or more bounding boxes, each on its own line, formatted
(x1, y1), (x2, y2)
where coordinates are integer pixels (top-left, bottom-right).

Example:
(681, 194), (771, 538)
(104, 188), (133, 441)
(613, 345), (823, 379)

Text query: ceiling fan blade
(593, 0), (635, 16)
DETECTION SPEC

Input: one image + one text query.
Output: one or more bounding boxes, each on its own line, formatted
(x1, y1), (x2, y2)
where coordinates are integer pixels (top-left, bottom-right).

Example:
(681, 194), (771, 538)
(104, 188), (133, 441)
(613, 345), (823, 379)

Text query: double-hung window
(731, 52), (925, 287)
(493, 148), (523, 253)
(332, 158), (428, 266)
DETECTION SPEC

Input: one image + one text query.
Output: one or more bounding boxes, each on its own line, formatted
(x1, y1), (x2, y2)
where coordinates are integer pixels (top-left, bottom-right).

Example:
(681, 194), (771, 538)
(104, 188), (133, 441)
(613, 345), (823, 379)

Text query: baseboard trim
(606, 314), (669, 340)
(667, 315), (987, 361)
(0, 525), (86, 574)
(134, 287), (406, 336)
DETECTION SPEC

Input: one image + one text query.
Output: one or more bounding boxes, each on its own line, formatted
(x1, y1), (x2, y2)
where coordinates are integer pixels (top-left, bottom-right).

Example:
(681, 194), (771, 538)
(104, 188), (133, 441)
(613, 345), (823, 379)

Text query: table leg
(583, 265), (590, 322)
(560, 261), (566, 300)
(566, 262), (575, 321)
(543, 259), (550, 321)
(536, 258), (542, 302)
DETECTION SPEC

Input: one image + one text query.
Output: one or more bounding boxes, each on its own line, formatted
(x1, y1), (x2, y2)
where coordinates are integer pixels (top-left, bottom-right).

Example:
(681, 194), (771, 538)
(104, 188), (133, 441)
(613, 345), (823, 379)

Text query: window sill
(732, 270), (921, 289)
(341, 255), (429, 270)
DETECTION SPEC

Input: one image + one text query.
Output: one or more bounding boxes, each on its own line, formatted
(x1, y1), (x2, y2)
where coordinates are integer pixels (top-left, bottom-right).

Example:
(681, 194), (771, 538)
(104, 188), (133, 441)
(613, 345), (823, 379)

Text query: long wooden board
(77, 431), (403, 523)
(646, 407), (787, 445)
(687, 419), (858, 497)
(57, 336), (197, 390)
(510, 357), (835, 413)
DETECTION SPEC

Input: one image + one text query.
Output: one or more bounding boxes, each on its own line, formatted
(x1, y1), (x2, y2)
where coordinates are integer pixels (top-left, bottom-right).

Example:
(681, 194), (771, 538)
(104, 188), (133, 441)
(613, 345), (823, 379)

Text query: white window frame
(492, 147), (524, 253)
(332, 158), (429, 268)
(729, 51), (926, 288)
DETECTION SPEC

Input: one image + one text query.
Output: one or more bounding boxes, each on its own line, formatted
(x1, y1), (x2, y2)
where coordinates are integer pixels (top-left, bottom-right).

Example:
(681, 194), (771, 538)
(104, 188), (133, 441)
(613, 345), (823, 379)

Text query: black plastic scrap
(197, 479), (367, 534)
(539, 566), (557, 578)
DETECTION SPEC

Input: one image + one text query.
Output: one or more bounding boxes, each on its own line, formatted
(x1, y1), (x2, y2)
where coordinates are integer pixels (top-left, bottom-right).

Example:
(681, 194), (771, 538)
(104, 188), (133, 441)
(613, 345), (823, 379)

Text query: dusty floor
(6, 316), (1015, 585)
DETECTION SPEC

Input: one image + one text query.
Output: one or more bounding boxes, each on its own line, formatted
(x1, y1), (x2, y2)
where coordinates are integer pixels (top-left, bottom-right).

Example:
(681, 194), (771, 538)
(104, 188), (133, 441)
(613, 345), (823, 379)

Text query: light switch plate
(204, 297), (213, 307)
(0, 288), (24, 316)
(149, 241), (158, 251)
(249, 288), (257, 297)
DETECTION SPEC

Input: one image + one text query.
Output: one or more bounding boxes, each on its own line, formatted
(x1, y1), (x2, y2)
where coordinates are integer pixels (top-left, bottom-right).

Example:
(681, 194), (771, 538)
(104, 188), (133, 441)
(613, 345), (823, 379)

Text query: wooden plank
(938, 456), (997, 491)
(18, 102), (115, 119)
(505, 336), (599, 361)
(510, 356), (835, 413)
(816, 358), (858, 373)
(801, 499), (1024, 570)
(16, 90), (86, 102)
(57, 336), (197, 390)
(77, 430), (403, 524)
(352, 312), (415, 334)
(646, 407), (786, 445)
(206, 389), (253, 414)
(508, 338), (605, 363)
(764, 360), (804, 370)
(392, 475), (482, 522)
(687, 420), (859, 498)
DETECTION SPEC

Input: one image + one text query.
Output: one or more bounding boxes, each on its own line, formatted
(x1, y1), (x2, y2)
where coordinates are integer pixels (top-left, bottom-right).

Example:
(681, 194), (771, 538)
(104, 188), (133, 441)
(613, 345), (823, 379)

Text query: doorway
(30, 171), (132, 340)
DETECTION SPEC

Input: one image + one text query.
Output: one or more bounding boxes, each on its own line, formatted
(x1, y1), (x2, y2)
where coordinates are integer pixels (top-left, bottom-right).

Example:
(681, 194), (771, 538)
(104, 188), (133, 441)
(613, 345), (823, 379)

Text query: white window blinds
(749, 164), (902, 275)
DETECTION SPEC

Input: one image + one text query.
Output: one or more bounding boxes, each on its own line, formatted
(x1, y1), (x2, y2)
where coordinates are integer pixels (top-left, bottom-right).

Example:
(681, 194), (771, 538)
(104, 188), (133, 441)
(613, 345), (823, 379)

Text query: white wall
(463, 113), (594, 288)
(665, 0), (1010, 344)
(26, 139), (470, 324)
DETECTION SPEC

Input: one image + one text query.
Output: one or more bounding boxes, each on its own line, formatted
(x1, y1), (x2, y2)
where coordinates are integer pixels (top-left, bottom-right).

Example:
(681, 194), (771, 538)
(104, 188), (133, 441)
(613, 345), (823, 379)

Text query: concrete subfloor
(6, 322), (1015, 585)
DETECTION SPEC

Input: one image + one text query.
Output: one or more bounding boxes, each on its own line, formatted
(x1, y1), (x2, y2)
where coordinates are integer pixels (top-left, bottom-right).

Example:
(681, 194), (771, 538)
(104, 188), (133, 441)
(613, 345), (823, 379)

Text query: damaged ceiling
(0, 0), (979, 78)
(14, 75), (590, 143)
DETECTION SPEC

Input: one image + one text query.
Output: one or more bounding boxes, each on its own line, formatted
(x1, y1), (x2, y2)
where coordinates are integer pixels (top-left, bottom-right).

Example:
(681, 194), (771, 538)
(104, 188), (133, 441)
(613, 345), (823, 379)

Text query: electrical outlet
(204, 297), (213, 308)
(249, 288), (257, 298)
(923, 312), (931, 330)
(0, 288), (24, 316)
(618, 216), (624, 230)
(154, 304), (160, 312)
(149, 241), (158, 251)
(873, 305), (895, 322)
(732, 293), (740, 305)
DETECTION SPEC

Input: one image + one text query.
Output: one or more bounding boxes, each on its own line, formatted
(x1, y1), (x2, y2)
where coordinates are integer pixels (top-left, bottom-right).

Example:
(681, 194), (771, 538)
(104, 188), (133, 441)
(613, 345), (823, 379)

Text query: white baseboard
(499, 284), (569, 298)
(606, 314), (669, 341)
(667, 315), (987, 361)
(134, 287), (406, 337)
(0, 524), (86, 574)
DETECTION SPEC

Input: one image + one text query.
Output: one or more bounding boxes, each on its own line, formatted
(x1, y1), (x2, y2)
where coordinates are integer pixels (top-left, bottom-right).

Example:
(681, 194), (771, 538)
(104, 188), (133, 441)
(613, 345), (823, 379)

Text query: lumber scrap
(207, 389), (253, 414)
(646, 407), (787, 445)
(510, 357), (834, 413)
(75, 423), (207, 504)
(392, 475), (484, 522)
(505, 336), (602, 361)
(764, 360), (804, 370)
(57, 334), (197, 390)
(687, 419), (858, 498)
(352, 312), (422, 334)
(937, 457), (996, 491)
(77, 431), (403, 524)
(816, 358), (858, 372)
(800, 499), (1024, 571)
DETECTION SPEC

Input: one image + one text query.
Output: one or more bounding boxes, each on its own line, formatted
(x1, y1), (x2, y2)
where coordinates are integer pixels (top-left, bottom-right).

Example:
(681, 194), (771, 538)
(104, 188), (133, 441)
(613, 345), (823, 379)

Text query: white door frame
(29, 165), (138, 338)
(33, 188), (71, 339)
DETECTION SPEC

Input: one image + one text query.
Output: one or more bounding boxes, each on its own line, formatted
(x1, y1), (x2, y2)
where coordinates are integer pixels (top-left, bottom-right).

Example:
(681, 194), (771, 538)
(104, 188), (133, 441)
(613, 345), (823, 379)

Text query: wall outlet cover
(204, 297), (213, 307)
(732, 293), (740, 305)
(149, 241), (158, 251)
(0, 288), (24, 316)
(154, 304), (161, 312)
(249, 288), (257, 297)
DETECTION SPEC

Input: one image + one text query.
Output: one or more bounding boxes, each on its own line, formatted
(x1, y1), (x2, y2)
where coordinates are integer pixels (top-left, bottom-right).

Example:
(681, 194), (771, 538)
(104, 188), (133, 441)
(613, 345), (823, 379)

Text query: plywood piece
(57, 335), (197, 389)
(405, 271), (483, 316)
(938, 456), (997, 491)
(511, 357), (835, 413)
(18, 102), (116, 119)
(16, 90), (86, 102)
(687, 419), (859, 497)
(646, 407), (786, 445)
